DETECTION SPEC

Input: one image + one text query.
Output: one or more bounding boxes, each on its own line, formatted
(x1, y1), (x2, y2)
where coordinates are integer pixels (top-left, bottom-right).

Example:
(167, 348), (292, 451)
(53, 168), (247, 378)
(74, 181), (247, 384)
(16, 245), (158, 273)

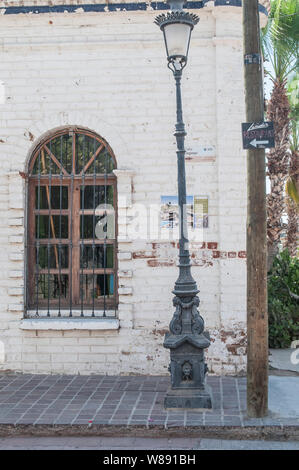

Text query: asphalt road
(0, 436), (298, 450)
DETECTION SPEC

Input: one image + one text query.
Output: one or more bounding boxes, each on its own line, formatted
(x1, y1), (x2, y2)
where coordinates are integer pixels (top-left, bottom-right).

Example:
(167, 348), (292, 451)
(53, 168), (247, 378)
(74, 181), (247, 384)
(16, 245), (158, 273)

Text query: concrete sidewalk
(0, 373), (298, 440)
(269, 348), (299, 375)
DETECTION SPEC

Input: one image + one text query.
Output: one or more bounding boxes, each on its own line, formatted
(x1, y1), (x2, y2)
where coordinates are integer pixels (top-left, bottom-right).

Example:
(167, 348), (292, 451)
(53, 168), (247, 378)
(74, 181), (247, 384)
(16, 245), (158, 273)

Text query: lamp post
(155, 0), (212, 409)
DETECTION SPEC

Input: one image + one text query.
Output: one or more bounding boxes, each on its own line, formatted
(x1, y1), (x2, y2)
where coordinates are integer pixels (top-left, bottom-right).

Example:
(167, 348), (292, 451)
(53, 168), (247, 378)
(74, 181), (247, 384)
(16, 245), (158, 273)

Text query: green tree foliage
(268, 249), (299, 348)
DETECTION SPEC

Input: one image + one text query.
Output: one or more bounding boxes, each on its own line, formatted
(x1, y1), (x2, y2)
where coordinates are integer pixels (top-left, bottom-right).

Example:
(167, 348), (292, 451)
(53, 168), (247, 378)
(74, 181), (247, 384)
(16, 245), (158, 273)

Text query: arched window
(26, 128), (117, 317)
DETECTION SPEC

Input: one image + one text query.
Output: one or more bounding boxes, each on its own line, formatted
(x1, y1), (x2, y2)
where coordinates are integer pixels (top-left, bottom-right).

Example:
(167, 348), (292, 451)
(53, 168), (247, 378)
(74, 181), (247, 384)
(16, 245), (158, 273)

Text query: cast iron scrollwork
(169, 296), (182, 334)
(169, 295), (205, 335)
(190, 296), (205, 335)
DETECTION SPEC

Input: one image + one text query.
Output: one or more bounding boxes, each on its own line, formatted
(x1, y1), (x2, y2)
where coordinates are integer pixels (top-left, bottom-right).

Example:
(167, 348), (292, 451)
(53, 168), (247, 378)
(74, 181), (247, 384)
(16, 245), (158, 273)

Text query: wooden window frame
(26, 128), (118, 316)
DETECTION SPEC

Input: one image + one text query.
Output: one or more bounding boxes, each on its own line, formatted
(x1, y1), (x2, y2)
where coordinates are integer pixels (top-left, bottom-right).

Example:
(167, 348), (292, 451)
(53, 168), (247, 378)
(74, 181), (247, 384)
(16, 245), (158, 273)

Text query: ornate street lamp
(155, 0), (212, 409)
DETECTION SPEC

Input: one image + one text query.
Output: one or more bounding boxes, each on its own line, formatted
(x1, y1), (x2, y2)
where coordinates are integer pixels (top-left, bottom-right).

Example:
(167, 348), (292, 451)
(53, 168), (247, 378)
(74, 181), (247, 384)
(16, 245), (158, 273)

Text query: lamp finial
(168, 0), (185, 10)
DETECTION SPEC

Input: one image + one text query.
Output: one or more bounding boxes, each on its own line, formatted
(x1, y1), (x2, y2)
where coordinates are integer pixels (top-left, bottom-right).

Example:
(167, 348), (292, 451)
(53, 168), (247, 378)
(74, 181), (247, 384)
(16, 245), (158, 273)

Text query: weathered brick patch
(207, 325), (247, 376)
(133, 242), (246, 267)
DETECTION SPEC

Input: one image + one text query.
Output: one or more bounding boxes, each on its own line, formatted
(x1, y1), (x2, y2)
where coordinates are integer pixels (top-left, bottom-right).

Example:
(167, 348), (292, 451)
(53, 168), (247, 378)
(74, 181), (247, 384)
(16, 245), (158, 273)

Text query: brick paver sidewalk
(0, 374), (298, 436)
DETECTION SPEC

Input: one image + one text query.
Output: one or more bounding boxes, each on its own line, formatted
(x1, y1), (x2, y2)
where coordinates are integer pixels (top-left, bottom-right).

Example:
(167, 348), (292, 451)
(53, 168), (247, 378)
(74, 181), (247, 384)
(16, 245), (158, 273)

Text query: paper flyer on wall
(160, 195), (209, 236)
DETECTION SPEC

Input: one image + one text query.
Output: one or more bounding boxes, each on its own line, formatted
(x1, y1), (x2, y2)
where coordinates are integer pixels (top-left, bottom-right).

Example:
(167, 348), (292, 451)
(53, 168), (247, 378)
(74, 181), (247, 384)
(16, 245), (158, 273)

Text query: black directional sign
(242, 121), (275, 149)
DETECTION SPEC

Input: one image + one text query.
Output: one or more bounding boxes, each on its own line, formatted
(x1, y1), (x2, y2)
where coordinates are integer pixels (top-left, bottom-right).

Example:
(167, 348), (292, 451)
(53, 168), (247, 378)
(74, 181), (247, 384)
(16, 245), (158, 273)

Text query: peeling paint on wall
(0, 0), (269, 16)
(207, 324), (247, 375)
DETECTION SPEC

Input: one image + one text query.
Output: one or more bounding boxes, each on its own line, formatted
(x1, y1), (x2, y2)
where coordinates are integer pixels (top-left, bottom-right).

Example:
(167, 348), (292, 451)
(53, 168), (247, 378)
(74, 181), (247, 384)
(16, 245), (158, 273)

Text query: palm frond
(286, 177), (299, 208)
(287, 74), (299, 151)
(262, 0), (299, 82)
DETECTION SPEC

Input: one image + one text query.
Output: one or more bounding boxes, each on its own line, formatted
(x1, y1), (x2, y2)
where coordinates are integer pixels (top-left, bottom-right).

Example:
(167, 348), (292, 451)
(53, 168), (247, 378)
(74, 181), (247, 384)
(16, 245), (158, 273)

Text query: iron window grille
(25, 127), (118, 318)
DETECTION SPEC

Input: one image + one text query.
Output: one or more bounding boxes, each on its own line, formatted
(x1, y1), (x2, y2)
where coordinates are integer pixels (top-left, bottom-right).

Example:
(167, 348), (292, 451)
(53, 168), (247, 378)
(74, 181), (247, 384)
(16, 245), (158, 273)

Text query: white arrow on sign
(250, 139), (269, 148)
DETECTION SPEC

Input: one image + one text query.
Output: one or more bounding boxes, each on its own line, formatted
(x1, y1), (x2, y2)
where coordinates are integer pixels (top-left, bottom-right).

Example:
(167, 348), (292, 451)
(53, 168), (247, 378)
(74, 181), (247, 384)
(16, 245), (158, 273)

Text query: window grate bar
(69, 132), (75, 317)
(103, 147), (108, 317)
(92, 138), (96, 317)
(80, 134), (86, 317)
(28, 241), (115, 247)
(45, 143), (52, 317)
(35, 152), (41, 316)
(58, 135), (63, 317)
(114, 183), (117, 317)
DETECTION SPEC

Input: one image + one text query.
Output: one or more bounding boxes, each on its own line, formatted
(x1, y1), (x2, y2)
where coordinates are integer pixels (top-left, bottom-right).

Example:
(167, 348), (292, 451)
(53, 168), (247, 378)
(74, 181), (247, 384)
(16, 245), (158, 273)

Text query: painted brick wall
(0, 2), (268, 375)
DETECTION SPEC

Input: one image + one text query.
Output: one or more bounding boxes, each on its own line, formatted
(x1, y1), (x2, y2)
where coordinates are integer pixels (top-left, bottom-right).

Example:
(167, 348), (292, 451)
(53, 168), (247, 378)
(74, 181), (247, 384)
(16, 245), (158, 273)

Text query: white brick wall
(0, 3), (268, 376)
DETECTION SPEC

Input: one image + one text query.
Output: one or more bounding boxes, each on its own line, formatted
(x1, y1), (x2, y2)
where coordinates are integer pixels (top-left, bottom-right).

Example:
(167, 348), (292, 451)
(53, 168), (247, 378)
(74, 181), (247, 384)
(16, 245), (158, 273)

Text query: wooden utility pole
(243, 0), (268, 418)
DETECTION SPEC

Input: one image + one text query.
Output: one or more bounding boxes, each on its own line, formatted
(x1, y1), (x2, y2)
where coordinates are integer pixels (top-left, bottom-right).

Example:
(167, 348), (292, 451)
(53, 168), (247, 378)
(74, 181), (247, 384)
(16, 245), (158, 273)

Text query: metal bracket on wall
(244, 53), (261, 65)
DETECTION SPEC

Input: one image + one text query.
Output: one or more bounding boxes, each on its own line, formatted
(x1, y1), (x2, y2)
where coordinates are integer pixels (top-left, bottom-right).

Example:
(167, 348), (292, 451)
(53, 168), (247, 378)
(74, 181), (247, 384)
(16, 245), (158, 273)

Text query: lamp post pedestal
(164, 308), (212, 409)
